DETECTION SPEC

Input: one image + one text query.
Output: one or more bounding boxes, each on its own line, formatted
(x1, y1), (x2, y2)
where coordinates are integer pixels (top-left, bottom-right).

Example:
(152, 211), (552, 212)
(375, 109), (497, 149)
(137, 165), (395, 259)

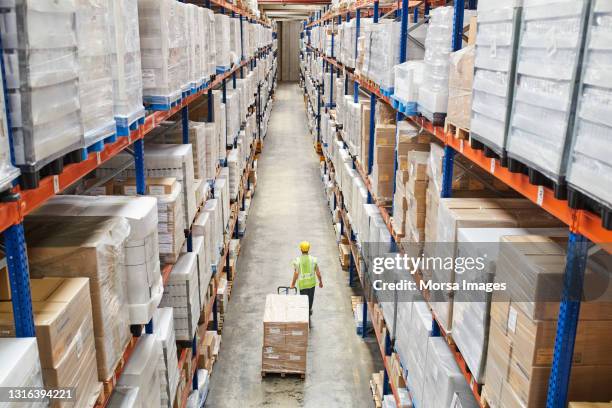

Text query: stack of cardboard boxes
(261, 294), (309, 375)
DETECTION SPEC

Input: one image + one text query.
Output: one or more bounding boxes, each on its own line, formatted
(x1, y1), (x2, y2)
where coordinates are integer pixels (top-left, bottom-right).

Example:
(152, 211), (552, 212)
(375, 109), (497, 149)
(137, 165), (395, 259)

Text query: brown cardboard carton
(0, 259), (9, 301)
(569, 403), (612, 408)
(118, 177), (176, 195)
(376, 102), (396, 125)
(84, 178), (115, 195)
(375, 124), (396, 146)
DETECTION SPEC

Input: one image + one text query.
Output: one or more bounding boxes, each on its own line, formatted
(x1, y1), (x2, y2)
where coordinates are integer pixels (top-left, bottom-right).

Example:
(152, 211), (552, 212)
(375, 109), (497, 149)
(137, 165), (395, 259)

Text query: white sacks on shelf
(1, 1), (82, 172)
(138, 0), (187, 108)
(32, 195), (163, 325)
(507, 0), (591, 184)
(470, 0), (523, 156)
(204, 8), (217, 77)
(230, 17), (241, 65)
(155, 307), (180, 408)
(118, 334), (162, 408)
(76, 0), (116, 148)
(215, 14), (231, 70)
(418, 6), (454, 123)
(186, 4), (203, 92)
(0, 338), (45, 407)
(567, 0), (612, 211)
(109, 0), (145, 132)
(160, 252), (199, 341)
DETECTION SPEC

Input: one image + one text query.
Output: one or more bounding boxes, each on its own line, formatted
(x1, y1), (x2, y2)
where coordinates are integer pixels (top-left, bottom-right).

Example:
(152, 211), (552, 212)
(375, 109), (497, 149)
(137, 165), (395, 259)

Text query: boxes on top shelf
(506, 0), (591, 185)
(567, 0), (612, 212)
(24, 216), (132, 381)
(31, 195), (163, 325)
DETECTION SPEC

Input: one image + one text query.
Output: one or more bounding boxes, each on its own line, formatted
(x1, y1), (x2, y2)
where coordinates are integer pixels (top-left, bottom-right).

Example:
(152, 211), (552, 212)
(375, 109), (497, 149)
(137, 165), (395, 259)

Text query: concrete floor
(206, 83), (382, 407)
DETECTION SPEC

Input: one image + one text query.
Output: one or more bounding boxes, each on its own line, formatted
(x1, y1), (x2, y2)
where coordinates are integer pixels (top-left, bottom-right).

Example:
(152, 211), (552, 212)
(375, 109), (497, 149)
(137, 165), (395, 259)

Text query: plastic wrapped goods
(109, 0), (145, 130)
(0, 277), (100, 408)
(160, 252), (199, 341)
(153, 121), (208, 180)
(186, 4), (203, 90)
(470, 0), (523, 156)
(215, 14), (231, 69)
(507, 0), (591, 183)
(393, 61), (424, 107)
(24, 216), (131, 381)
(0, 338), (45, 407)
(181, 235), (210, 311)
(421, 337), (469, 408)
(567, 0), (612, 210)
(154, 308), (179, 408)
(418, 6), (454, 122)
(204, 9), (217, 78)
(192, 211), (215, 284)
(230, 17), (241, 64)
(0, 0), (82, 172)
(447, 45), (475, 130)
(108, 386), (141, 408)
(203, 198), (223, 265)
(31, 195), (163, 325)
(0, 63), (18, 191)
(76, 0), (115, 148)
(118, 334), (162, 408)
(138, 0), (186, 108)
(361, 21), (403, 90)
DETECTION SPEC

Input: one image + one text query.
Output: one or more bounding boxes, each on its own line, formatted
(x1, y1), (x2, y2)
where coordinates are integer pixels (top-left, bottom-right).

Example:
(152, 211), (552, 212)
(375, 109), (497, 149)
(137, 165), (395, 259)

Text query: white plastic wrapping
(154, 308), (179, 408)
(421, 337), (469, 408)
(394, 60), (424, 104)
(0, 338), (45, 406)
(215, 13), (231, 69)
(118, 334), (162, 408)
(0, 58), (18, 190)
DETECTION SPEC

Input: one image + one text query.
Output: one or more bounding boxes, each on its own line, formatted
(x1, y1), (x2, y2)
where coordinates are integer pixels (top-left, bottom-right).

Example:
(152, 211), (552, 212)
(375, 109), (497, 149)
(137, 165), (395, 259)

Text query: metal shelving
(302, 0), (611, 407)
(0, 1), (277, 406)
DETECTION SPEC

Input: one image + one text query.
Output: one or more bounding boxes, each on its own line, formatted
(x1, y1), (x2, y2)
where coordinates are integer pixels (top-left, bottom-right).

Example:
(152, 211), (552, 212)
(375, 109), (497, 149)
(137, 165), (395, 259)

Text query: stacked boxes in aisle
(262, 294), (309, 375)
(0, 277), (101, 407)
(216, 276), (229, 325)
(483, 236), (612, 407)
(506, 0), (591, 187)
(451, 227), (567, 385)
(109, 0), (145, 133)
(76, 0), (116, 149)
(24, 216), (132, 382)
(203, 122), (219, 181)
(215, 14), (231, 70)
(0, 338), (45, 407)
(118, 334), (162, 408)
(470, 0), (522, 156)
(32, 195), (163, 325)
(98, 143), (197, 229)
(115, 177), (186, 264)
(160, 252), (200, 341)
(212, 90), (227, 164)
(138, 0), (186, 109)
(567, 0), (612, 215)
(369, 111), (396, 202)
(155, 308), (180, 408)
(402, 150), (430, 245)
(418, 6), (454, 125)
(0, 1), (83, 179)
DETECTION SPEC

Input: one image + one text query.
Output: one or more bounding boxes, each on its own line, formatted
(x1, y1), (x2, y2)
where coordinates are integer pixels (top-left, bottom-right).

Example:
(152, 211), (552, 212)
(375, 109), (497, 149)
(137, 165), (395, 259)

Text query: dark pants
(300, 287), (315, 315)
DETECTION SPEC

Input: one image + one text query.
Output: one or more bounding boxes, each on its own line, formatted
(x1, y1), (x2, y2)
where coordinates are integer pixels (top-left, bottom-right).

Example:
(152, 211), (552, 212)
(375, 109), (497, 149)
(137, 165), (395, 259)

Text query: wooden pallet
(369, 380), (382, 408)
(261, 370), (305, 379)
(445, 119), (470, 140)
(99, 336), (134, 403)
(351, 296), (361, 313)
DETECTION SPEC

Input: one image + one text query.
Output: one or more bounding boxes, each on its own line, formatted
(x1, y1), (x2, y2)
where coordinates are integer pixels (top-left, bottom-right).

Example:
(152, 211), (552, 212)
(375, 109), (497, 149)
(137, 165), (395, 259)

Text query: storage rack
(301, 0), (612, 407)
(0, 1), (277, 406)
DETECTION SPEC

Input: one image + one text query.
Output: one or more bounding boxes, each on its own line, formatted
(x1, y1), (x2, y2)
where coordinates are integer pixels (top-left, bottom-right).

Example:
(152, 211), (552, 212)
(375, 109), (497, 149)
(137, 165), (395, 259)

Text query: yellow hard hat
(299, 241), (310, 253)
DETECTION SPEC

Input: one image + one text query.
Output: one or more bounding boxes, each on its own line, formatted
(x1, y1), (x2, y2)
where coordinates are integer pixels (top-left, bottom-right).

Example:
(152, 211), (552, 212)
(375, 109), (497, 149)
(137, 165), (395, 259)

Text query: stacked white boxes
(118, 334), (162, 408)
(393, 61), (425, 107)
(230, 17), (242, 64)
(204, 199), (224, 266)
(204, 9), (217, 77)
(0, 64), (18, 191)
(138, 0), (186, 108)
(0, 1), (82, 174)
(192, 211), (215, 282)
(155, 308), (179, 408)
(225, 89), (240, 145)
(202, 122), (218, 181)
(32, 195), (163, 325)
(187, 4), (203, 91)
(470, 0), (523, 156)
(212, 90), (227, 163)
(187, 234), (212, 310)
(109, 0), (145, 132)
(98, 144), (197, 229)
(215, 168), (231, 235)
(507, 0), (591, 184)
(362, 21), (403, 90)
(161, 252), (199, 341)
(567, 0), (612, 211)
(76, 0), (116, 148)
(176, 3), (189, 94)
(155, 121), (208, 180)
(227, 149), (240, 201)
(108, 386), (141, 408)
(215, 14), (231, 70)
(0, 338), (45, 407)
(154, 180), (186, 264)
(418, 6), (454, 123)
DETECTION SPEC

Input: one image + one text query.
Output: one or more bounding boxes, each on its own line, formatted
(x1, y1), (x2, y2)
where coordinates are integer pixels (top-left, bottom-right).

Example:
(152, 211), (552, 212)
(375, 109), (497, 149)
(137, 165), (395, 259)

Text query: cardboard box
(569, 404), (612, 408)
(0, 258), (9, 301)
(118, 177), (176, 195)
(375, 124), (396, 146)
(447, 45), (475, 130)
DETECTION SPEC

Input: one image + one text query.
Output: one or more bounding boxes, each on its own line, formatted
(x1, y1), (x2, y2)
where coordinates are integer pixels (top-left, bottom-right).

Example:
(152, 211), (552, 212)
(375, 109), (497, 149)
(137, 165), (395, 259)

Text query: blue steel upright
(134, 139), (146, 195)
(181, 106), (189, 144)
(546, 233), (589, 408)
(5, 223), (35, 337)
(441, 147), (455, 198)
(452, 0), (465, 52)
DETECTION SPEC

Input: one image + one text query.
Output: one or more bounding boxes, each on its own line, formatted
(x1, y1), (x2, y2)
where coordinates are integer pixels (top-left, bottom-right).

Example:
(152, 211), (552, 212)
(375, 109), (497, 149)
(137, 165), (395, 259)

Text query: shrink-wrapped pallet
(204, 198), (224, 265)
(153, 121), (208, 180)
(0, 0), (82, 174)
(109, 0), (145, 131)
(32, 195), (163, 324)
(215, 13), (231, 69)
(393, 60), (424, 108)
(108, 386), (141, 408)
(447, 45), (475, 130)
(0, 277), (100, 408)
(227, 149), (240, 201)
(225, 89), (240, 145)
(204, 8), (217, 78)
(0, 338), (45, 407)
(138, 0), (187, 108)
(155, 308), (180, 408)
(229, 17), (241, 64)
(0, 61), (18, 191)
(181, 235), (210, 311)
(98, 143), (197, 228)
(262, 294), (309, 375)
(186, 4), (203, 91)
(160, 252), (199, 341)
(24, 216), (131, 381)
(214, 168), (231, 236)
(77, 0), (115, 148)
(192, 211), (215, 280)
(118, 334), (162, 408)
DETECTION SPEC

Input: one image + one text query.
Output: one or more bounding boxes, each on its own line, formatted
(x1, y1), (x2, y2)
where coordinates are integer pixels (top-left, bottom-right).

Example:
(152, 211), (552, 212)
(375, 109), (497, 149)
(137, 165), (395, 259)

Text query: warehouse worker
(290, 241), (323, 315)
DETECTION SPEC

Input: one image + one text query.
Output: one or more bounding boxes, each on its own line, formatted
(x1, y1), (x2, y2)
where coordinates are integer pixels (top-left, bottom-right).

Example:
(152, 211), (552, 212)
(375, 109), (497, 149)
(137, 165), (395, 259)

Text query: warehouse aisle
(206, 83), (381, 407)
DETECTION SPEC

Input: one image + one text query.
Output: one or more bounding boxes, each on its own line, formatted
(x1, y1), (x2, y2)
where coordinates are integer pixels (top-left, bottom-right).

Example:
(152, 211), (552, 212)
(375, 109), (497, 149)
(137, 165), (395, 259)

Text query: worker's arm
(316, 265), (323, 288)
(290, 268), (299, 289)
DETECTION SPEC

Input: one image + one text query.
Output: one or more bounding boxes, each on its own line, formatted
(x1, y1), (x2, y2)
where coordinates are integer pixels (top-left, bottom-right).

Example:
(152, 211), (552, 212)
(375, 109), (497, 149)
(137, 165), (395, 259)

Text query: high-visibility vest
(293, 255), (317, 290)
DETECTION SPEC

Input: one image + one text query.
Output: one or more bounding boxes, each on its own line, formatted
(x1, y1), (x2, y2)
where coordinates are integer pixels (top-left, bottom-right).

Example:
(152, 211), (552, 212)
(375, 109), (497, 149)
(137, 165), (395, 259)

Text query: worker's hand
(319, 281), (323, 288)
